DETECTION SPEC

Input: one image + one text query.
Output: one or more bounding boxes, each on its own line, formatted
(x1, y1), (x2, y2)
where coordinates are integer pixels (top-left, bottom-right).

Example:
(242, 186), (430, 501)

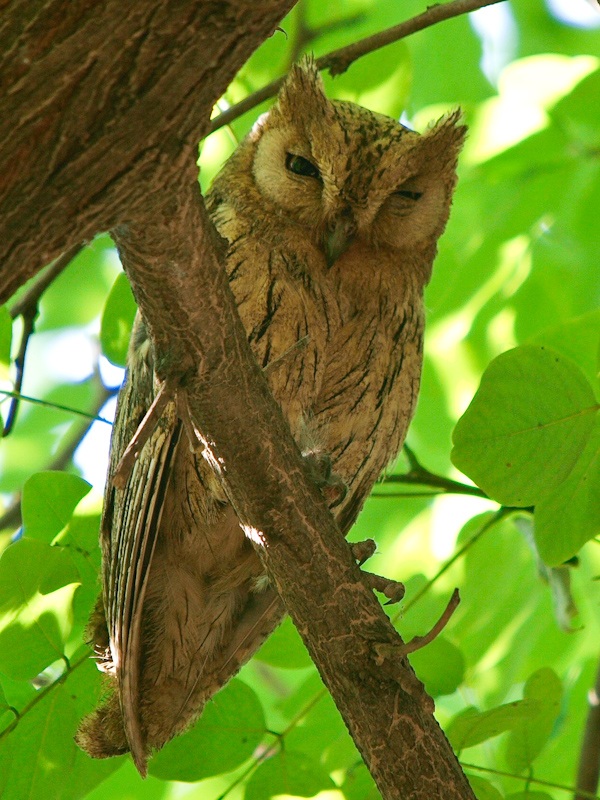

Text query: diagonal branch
(210, 0), (506, 133)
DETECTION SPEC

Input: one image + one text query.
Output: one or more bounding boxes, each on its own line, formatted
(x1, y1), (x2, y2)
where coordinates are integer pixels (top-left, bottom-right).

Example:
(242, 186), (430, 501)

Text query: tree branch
(210, 0), (507, 133)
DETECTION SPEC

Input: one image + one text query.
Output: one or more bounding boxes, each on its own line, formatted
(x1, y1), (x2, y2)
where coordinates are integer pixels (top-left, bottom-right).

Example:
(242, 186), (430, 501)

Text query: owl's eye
(394, 189), (422, 201)
(286, 153), (320, 179)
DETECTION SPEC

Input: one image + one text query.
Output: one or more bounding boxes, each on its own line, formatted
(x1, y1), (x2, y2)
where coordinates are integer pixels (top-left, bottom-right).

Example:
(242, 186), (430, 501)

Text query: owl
(76, 56), (465, 775)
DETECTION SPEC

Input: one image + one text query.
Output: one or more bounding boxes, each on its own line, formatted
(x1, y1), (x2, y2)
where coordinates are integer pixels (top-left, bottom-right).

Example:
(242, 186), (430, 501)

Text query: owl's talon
(362, 570), (405, 604)
(304, 451), (348, 508)
(350, 539), (377, 565)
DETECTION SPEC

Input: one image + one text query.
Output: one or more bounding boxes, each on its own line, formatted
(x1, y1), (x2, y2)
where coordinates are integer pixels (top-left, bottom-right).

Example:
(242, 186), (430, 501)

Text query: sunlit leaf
(0, 655), (120, 800)
(452, 346), (598, 506)
(21, 472), (91, 542)
(245, 750), (335, 800)
(0, 539), (80, 679)
(148, 679), (266, 781)
(100, 272), (137, 367)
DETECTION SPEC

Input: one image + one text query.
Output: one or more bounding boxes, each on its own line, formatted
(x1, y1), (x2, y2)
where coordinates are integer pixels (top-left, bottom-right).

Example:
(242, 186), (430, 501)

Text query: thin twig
(0, 389), (113, 424)
(400, 589), (460, 654)
(210, 0), (506, 133)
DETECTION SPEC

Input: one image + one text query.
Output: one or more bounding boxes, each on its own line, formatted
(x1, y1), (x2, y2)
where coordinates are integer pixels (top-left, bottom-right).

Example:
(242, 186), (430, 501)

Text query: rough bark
(0, 2), (475, 797)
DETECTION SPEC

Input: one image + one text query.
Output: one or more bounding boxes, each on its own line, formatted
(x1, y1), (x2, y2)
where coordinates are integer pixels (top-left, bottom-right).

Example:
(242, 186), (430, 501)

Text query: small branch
(288, 7), (366, 66)
(0, 390), (113, 425)
(575, 657), (600, 800)
(378, 444), (489, 499)
(2, 306), (36, 436)
(400, 589), (460, 654)
(210, 0), (506, 133)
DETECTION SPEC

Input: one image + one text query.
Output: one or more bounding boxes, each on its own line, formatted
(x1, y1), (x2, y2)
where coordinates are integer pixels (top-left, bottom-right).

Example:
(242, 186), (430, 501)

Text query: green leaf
(100, 272), (137, 367)
(408, 636), (465, 697)
(466, 774), (504, 800)
(245, 750), (335, 800)
(506, 793), (554, 800)
(505, 668), (562, 773)
(452, 345), (599, 506)
(0, 655), (121, 800)
(148, 678), (265, 781)
(255, 615), (312, 669)
(21, 472), (91, 543)
(447, 701), (538, 751)
(0, 539), (80, 679)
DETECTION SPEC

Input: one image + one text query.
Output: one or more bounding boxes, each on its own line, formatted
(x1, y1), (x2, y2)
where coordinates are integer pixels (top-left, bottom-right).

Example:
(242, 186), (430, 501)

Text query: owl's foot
(350, 538), (377, 565)
(304, 451), (348, 508)
(362, 571), (405, 604)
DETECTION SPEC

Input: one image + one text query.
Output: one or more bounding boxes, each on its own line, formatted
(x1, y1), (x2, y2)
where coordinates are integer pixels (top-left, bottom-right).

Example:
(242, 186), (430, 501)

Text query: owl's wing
(101, 356), (182, 773)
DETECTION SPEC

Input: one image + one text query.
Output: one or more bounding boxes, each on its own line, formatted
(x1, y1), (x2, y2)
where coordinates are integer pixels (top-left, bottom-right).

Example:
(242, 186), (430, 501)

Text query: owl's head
(249, 57), (466, 266)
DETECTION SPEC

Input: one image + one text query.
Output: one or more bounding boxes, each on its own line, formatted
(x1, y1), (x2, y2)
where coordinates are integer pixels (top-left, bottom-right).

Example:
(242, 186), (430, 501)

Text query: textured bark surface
(0, 2), (475, 797)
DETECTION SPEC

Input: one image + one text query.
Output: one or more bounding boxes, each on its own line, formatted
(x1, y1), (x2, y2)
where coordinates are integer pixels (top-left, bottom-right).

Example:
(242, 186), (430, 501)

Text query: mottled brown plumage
(76, 57), (465, 774)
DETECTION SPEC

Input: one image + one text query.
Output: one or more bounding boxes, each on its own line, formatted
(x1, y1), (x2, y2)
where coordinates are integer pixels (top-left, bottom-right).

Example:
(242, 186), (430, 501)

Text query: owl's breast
(311, 259), (425, 532)
(215, 207), (336, 439)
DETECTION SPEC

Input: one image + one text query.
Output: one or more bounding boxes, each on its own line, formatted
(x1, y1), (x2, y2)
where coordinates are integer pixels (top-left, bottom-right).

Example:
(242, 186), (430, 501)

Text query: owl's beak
(325, 214), (356, 266)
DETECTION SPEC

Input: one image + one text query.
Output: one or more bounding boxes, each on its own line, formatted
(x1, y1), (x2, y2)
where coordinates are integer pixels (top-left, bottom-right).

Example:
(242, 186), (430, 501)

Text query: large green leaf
(21, 472), (91, 542)
(148, 678), (266, 781)
(452, 346), (598, 506)
(0, 539), (80, 680)
(0, 655), (120, 800)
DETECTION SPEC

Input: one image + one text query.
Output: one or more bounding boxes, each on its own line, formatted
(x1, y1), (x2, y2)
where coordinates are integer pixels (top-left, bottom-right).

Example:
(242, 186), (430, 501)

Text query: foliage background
(1, 0), (599, 798)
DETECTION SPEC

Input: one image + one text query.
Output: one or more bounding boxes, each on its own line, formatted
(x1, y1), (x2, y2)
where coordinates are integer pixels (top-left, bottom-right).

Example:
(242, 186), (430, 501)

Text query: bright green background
(1, 1), (599, 798)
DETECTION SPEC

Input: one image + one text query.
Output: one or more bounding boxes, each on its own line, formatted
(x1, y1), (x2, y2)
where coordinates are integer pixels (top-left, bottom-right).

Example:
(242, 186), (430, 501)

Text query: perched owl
(76, 56), (465, 775)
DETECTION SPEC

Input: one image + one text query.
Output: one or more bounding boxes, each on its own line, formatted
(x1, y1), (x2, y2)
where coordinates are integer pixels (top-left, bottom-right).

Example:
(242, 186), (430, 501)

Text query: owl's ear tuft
(423, 110), (467, 171)
(276, 55), (329, 120)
